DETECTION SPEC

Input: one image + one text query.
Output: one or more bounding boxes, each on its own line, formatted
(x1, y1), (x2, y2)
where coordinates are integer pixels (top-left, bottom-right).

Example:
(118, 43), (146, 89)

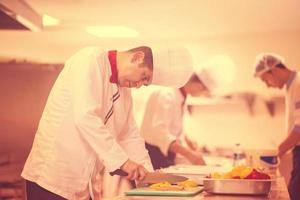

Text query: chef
(140, 61), (229, 170)
(253, 53), (300, 200)
(21, 46), (193, 200)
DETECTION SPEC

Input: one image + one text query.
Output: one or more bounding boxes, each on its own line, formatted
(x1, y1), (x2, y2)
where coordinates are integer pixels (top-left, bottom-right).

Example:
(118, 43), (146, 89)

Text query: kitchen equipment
(260, 155), (279, 166)
(110, 169), (188, 184)
(245, 149), (280, 175)
(160, 164), (229, 185)
(245, 149), (278, 166)
(125, 186), (204, 196)
(203, 178), (273, 195)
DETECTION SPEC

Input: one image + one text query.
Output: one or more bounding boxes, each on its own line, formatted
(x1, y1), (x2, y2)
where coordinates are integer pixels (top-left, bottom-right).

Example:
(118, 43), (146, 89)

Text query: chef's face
(118, 51), (153, 88)
(118, 66), (153, 88)
(188, 82), (210, 97)
(260, 70), (284, 89)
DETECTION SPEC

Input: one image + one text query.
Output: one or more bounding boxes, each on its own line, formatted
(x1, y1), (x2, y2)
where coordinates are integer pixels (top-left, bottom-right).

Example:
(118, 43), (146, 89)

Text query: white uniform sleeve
(67, 52), (128, 172)
(117, 92), (153, 171)
(145, 92), (177, 156)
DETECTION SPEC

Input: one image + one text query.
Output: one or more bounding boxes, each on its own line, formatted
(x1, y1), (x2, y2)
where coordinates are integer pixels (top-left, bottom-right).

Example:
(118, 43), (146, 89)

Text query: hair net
(253, 53), (285, 77)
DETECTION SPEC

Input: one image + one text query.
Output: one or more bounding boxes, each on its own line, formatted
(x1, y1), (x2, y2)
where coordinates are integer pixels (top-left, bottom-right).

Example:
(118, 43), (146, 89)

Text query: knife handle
(109, 169), (128, 176)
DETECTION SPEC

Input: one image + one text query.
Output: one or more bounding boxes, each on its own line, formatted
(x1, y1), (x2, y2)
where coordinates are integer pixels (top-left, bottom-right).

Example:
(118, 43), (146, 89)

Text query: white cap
(196, 69), (218, 91)
(196, 55), (236, 92)
(253, 53), (285, 77)
(151, 47), (194, 88)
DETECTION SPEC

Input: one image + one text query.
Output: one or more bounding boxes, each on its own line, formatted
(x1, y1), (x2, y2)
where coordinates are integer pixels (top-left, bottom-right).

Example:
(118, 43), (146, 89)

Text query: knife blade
(110, 169), (188, 184)
(141, 172), (188, 184)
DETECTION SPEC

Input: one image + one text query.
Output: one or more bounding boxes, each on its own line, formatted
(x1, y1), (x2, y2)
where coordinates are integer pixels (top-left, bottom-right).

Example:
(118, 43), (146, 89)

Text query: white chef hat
(253, 53), (285, 77)
(195, 55), (236, 93)
(151, 47), (194, 88)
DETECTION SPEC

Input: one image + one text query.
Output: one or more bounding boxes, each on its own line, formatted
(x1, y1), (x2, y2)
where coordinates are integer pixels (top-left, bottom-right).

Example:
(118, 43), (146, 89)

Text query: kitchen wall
(0, 62), (62, 161)
(185, 97), (285, 149)
(2, 31), (299, 95)
(132, 87), (286, 149)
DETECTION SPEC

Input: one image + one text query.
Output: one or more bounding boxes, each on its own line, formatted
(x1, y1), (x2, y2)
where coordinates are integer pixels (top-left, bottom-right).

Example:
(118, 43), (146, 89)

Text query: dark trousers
(288, 146), (300, 200)
(145, 143), (175, 170)
(26, 181), (67, 200)
(26, 181), (94, 200)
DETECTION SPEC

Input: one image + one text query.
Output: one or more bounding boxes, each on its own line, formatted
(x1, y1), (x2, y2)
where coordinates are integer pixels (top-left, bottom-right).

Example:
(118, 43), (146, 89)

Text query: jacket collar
(108, 50), (118, 84)
(178, 88), (187, 105)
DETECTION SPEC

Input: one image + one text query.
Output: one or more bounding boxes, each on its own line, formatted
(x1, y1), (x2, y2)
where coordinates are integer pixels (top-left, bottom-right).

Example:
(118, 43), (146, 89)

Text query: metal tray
(203, 178), (273, 195)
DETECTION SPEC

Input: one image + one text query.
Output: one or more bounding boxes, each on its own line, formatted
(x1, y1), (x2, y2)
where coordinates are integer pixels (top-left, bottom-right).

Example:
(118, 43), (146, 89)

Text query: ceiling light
(43, 14), (60, 26)
(16, 15), (41, 31)
(86, 26), (138, 38)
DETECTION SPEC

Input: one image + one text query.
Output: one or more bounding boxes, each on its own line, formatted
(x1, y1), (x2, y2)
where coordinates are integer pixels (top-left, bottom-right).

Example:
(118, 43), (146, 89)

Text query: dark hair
(128, 46), (153, 70)
(267, 62), (287, 75)
(181, 73), (207, 90)
(275, 63), (286, 69)
(188, 73), (202, 83)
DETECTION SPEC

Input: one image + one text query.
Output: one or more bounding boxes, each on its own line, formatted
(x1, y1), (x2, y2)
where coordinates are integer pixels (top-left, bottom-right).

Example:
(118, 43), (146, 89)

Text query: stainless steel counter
(110, 176), (289, 200)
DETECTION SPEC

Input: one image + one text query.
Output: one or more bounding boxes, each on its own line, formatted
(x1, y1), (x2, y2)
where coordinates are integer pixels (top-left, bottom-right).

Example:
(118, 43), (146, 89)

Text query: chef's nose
(135, 81), (143, 88)
(143, 79), (150, 86)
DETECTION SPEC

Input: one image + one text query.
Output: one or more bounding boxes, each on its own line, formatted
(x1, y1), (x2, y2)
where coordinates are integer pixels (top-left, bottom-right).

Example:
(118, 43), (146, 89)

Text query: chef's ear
(131, 51), (145, 64)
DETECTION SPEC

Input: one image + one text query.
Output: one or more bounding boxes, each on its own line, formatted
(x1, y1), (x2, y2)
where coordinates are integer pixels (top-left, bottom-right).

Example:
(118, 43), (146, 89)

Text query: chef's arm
(169, 140), (190, 155)
(118, 93), (153, 171)
(75, 112), (129, 171)
(141, 93), (177, 156)
(279, 103), (300, 157)
(169, 140), (205, 165)
(68, 56), (128, 172)
(278, 129), (300, 157)
(184, 135), (199, 151)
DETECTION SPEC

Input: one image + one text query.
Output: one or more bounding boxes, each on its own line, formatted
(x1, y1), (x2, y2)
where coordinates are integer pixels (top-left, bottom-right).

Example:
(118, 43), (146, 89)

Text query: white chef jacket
(21, 47), (152, 199)
(285, 71), (300, 146)
(140, 88), (185, 156)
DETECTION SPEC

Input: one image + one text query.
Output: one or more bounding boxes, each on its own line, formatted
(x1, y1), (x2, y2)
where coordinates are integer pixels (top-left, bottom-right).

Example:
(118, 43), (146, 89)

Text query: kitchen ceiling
(0, 0), (42, 31)
(27, 0), (300, 36)
(1, 0), (299, 156)
(0, 0), (300, 63)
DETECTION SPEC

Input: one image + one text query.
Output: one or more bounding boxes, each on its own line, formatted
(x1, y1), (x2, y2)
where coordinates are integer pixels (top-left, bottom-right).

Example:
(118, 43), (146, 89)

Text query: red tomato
(245, 169), (270, 179)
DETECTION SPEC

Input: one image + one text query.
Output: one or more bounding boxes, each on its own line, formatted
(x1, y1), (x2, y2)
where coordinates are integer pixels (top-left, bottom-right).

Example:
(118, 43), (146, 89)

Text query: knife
(110, 169), (188, 184)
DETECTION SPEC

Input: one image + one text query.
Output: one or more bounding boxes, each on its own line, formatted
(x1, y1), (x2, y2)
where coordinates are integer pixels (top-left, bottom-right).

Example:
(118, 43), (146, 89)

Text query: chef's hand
(120, 159), (148, 181)
(186, 151), (206, 165)
(185, 136), (199, 151)
(278, 143), (288, 158)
